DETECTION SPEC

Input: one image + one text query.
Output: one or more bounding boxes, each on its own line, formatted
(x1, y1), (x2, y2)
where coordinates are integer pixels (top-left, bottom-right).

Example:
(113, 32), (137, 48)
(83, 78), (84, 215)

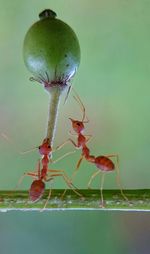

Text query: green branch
(0, 189), (150, 212)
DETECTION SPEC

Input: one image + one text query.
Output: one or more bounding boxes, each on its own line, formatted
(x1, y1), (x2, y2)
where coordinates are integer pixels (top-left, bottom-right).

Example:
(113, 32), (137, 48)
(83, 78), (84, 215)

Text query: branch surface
(0, 189), (149, 212)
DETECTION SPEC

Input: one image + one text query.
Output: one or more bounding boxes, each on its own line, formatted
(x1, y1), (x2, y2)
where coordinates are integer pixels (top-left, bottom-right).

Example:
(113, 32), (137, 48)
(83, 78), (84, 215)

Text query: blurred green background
(0, 0), (150, 253)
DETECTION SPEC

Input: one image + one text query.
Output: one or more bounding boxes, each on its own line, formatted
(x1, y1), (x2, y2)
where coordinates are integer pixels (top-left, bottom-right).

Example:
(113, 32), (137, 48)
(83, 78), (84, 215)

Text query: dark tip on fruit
(39, 9), (57, 20)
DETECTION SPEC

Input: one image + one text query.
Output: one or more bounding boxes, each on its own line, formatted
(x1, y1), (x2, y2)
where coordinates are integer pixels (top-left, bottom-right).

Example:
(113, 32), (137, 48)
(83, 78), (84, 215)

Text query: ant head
(39, 138), (52, 156)
(29, 179), (45, 202)
(69, 118), (84, 133)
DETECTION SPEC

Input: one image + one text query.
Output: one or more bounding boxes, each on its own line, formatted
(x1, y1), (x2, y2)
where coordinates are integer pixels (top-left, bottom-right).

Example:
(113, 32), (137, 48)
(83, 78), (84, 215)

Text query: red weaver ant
(56, 90), (128, 207)
(3, 135), (82, 209)
(30, 138), (82, 204)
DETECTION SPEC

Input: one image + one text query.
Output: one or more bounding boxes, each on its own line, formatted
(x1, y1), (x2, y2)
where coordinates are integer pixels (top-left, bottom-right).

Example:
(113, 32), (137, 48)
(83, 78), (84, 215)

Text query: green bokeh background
(0, 0), (150, 253)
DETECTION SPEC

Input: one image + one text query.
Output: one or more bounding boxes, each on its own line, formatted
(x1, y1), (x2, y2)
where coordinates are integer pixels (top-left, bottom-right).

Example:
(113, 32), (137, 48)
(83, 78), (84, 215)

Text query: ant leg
(60, 171), (83, 199)
(76, 156), (83, 169)
(14, 172), (38, 191)
(105, 154), (129, 203)
(55, 138), (78, 151)
(47, 169), (81, 198)
(47, 169), (72, 186)
(9, 172), (38, 208)
(60, 189), (67, 200)
(54, 140), (70, 151)
(40, 179), (54, 211)
(49, 173), (83, 198)
(46, 172), (71, 200)
(47, 169), (82, 197)
(87, 170), (105, 207)
(68, 139), (78, 147)
(9, 159), (40, 207)
(45, 188), (52, 208)
(100, 172), (105, 208)
(72, 156), (84, 179)
(104, 154), (118, 160)
(84, 134), (92, 144)
(52, 151), (76, 164)
(87, 170), (100, 189)
(115, 158), (129, 203)
(68, 130), (77, 136)
(47, 169), (71, 176)
(24, 160), (41, 180)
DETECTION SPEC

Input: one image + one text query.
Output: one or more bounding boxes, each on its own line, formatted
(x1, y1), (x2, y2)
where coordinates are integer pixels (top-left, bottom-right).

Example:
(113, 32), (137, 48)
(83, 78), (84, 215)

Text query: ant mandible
(56, 90), (128, 207)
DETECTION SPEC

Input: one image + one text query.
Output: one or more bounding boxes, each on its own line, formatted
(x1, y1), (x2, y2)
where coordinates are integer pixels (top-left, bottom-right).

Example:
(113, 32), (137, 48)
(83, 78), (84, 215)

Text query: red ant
(56, 91), (128, 207)
(6, 136), (82, 209)
(30, 138), (82, 203)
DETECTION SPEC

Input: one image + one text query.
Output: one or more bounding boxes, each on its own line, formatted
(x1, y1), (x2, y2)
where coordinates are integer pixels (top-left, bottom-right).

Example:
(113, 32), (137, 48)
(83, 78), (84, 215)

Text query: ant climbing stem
(12, 137), (83, 209)
(55, 89), (93, 177)
(1, 132), (81, 208)
(55, 90), (94, 197)
(56, 90), (128, 206)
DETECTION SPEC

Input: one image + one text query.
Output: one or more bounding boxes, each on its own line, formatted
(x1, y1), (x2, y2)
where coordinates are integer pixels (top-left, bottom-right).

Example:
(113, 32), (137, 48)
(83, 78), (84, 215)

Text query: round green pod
(23, 9), (80, 90)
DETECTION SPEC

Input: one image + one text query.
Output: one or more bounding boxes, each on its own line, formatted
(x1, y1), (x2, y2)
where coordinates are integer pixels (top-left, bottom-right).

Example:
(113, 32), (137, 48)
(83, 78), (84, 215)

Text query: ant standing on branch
(56, 90), (128, 207)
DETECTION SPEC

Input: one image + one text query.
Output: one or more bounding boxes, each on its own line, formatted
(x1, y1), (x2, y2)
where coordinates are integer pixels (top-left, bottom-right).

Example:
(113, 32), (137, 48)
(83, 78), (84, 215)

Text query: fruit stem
(46, 87), (62, 146)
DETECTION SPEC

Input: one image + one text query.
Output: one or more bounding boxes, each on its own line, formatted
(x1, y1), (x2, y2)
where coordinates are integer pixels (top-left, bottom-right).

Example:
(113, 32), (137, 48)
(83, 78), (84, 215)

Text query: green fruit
(23, 9), (80, 89)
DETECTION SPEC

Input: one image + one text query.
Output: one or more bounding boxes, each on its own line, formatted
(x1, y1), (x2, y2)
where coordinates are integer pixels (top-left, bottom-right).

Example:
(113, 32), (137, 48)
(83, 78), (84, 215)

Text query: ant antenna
(72, 87), (89, 123)
(1, 132), (38, 155)
(19, 147), (38, 155)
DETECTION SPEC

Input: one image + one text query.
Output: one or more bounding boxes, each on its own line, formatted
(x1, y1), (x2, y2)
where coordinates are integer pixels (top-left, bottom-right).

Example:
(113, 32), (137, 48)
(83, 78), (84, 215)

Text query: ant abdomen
(95, 156), (115, 172)
(29, 180), (45, 202)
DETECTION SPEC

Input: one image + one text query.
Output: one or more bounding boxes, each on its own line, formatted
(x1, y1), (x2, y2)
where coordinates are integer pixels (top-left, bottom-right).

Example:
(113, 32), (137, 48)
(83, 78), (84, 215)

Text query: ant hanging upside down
(56, 90), (128, 207)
